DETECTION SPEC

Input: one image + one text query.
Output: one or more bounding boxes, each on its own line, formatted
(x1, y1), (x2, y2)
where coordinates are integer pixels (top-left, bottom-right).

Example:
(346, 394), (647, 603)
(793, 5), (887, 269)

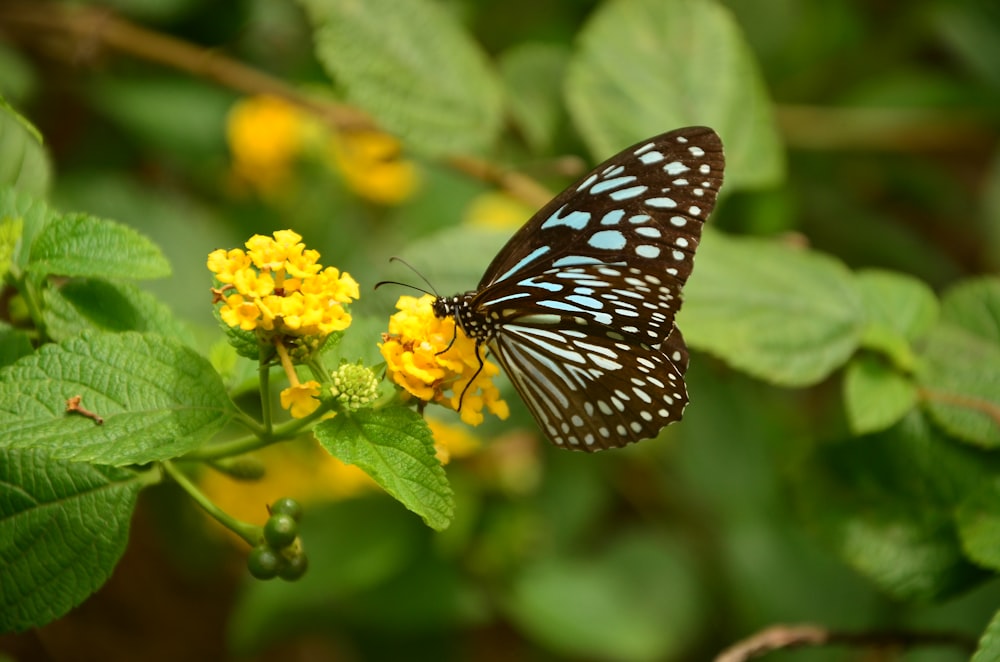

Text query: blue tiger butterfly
(434, 126), (724, 451)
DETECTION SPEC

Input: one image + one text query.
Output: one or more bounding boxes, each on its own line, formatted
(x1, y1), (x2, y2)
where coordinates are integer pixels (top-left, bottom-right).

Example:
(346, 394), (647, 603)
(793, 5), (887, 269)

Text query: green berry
(247, 545), (281, 580)
(270, 497), (303, 522)
(264, 513), (298, 549)
(278, 552), (309, 581)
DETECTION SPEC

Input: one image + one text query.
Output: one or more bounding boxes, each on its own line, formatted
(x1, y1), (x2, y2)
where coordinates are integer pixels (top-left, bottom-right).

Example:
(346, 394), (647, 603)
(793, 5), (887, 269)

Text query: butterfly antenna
(373, 256), (440, 296)
(372, 279), (436, 295)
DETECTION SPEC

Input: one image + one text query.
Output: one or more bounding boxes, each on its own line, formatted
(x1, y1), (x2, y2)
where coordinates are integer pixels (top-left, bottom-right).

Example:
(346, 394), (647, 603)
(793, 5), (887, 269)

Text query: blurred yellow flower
(427, 418), (481, 464)
(329, 130), (419, 205)
(463, 191), (533, 230)
(380, 294), (509, 427)
(227, 95), (308, 194)
(198, 441), (377, 541)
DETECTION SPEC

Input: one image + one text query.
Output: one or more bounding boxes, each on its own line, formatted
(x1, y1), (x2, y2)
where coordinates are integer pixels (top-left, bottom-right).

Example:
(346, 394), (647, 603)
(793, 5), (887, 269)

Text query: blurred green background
(1, 0), (998, 660)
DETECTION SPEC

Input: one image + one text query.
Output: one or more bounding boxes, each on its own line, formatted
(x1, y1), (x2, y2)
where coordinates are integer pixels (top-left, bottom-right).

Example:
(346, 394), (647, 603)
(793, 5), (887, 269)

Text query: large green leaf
(0, 186), (53, 272)
(679, 229), (864, 386)
(41, 278), (191, 343)
(0, 98), (50, 197)
(499, 43), (572, 153)
(0, 331), (236, 465)
(299, 0), (503, 156)
(0, 448), (150, 631)
(796, 413), (993, 601)
(974, 609), (1000, 662)
(27, 212), (170, 281)
(918, 278), (1000, 448)
(315, 406), (454, 530)
(566, 0), (783, 191)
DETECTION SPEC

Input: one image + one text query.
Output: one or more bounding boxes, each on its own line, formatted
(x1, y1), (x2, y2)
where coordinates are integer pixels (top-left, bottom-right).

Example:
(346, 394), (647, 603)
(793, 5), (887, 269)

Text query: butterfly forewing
(440, 126), (724, 451)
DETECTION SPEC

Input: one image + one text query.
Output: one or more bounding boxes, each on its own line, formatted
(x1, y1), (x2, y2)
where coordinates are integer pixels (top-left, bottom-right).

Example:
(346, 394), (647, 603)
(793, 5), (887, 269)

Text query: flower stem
(259, 345), (273, 433)
(162, 460), (261, 547)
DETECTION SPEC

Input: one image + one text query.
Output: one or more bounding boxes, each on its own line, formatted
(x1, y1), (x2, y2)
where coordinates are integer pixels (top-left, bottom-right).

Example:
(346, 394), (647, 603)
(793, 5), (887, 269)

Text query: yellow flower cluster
(380, 294), (509, 427)
(208, 230), (359, 340)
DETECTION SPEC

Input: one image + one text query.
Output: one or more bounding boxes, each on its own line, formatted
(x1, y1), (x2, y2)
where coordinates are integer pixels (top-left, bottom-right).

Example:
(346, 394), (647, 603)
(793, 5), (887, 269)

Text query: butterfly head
(433, 292), (493, 344)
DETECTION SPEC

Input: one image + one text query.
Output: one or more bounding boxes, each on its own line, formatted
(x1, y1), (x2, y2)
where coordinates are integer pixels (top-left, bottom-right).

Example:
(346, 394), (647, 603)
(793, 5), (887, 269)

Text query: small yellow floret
(280, 381), (322, 419)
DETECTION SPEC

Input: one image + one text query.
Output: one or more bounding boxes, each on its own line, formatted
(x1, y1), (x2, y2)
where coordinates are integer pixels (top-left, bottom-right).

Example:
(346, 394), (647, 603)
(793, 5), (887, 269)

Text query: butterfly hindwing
(490, 323), (690, 450)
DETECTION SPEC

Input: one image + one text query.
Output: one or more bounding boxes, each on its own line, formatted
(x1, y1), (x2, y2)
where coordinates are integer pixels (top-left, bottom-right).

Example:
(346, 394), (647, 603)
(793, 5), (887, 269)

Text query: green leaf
(0, 331), (236, 465)
(0, 186), (54, 272)
(940, 277), (1000, 345)
(796, 413), (992, 601)
(858, 269), (940, 341)
(956, 480), (1000, 571)
(299, 0), (503, 156)
(918, 324), (1000, 449)
(565, 0), (783, 191)
(499, 43), (571, 152)
(0, 323), (33, 368)
(41, 278), (191, 343)
(973, 609), (1000, 662)
(0, 214), (21, 278)
(916, 277), (1000, 448)
(843, 354), (917, 435)
(0, 98), (50, 197)
(26, 212), (171, 281)
(504, 530), (702, 662)
(315, 406), (454, 530)
(679, 229), (864, 386)
(0, 448), (148, 632)
(856, 268), (938, 370)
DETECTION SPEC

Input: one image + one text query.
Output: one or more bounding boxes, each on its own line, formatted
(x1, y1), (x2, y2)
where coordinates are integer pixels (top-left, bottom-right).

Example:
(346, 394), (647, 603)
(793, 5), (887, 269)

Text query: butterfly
(433, 127), (724, 451)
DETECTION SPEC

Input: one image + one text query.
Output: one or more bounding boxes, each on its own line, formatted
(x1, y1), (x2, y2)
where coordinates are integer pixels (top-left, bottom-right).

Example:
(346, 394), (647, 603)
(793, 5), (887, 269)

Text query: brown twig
(0, 1), (561, 206)
(0, 2), (371, 131)
(918, 386), (1000, 428)
(65, 395), (104, 425)
(777, 104), (994, 153)
(715, 624), (977, 662)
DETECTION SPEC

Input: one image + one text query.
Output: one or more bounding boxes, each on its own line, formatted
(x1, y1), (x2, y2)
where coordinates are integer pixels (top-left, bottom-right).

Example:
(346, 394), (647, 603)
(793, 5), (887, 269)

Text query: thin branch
(918, 386), (1000, 428)
(777, 104), (994, 153)
(0, 1), (560, 205)
(0, 2), (371, 130)
(715, 624), (977, 662)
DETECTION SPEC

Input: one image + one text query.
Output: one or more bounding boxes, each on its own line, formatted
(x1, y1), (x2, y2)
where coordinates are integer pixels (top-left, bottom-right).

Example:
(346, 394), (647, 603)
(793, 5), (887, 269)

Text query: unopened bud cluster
(329, 362), (379, 410)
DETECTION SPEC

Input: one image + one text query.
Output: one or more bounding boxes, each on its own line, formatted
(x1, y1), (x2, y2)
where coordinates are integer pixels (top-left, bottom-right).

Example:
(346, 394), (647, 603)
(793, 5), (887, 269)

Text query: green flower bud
(329, 362), (379, 411)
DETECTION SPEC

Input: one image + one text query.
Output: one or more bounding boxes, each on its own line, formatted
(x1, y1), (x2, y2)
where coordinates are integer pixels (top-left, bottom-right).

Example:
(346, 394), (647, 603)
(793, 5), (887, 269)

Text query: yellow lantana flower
(227, 95), (309, 194)
(209, 230), (360, 419)
(207, 230), (359, 340)
(380, 294), (509, 427)
(329, 130), (419, 206)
